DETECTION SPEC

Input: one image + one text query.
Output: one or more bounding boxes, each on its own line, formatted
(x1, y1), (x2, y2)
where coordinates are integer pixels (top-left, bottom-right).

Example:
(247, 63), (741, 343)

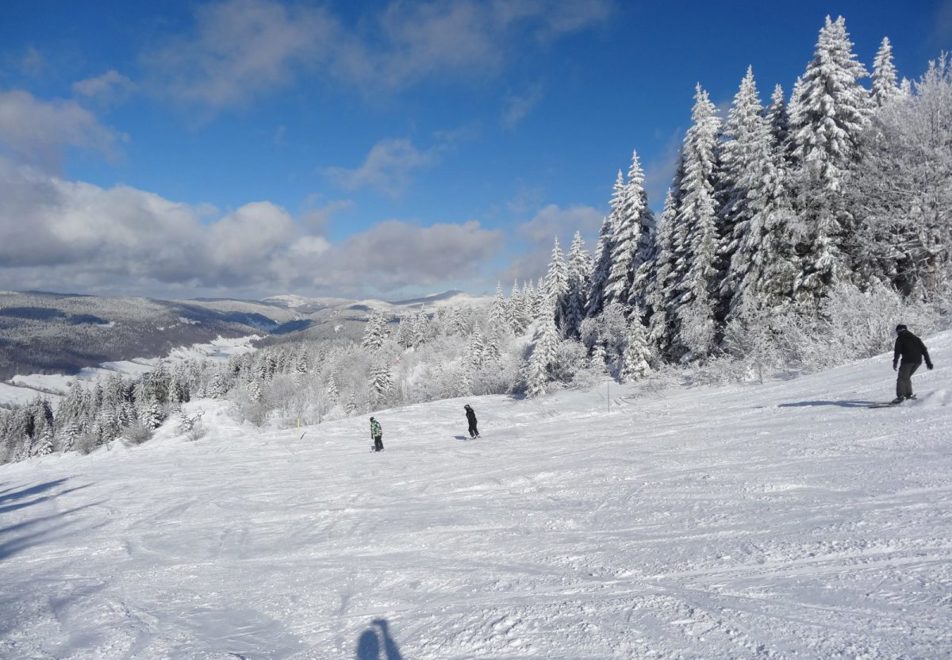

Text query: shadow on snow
(356, 619), (404, 660)
(777, 399), (879, 409)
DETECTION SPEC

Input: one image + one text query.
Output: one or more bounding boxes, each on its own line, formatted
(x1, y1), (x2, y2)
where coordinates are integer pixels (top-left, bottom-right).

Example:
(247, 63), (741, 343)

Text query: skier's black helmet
(896, 324), (908, 333)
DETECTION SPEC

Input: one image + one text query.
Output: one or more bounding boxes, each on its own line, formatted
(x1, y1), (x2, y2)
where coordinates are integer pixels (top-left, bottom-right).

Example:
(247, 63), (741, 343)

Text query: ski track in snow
(2, 334), (952, 658)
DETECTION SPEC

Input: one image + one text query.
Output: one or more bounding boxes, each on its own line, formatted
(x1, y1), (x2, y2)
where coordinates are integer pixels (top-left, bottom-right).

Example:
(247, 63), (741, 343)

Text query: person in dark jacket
(464, 404), (479, 438)
(892, 324), (933, 404)
(370, 416), (383, 452)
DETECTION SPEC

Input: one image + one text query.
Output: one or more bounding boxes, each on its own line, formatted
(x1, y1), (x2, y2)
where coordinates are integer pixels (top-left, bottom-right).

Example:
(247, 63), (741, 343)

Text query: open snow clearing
(1, 334), (950, 658)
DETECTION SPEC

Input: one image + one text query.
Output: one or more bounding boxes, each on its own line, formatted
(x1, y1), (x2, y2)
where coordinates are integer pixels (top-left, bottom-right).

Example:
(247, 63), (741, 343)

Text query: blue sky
(0, 0), (948, 300)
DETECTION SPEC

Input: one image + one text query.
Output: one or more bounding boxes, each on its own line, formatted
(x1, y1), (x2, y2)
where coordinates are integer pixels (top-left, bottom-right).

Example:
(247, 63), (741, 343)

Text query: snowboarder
(370, 416), (383, 452)
(892, 324), (933, 404)
(464, 404), (479, 438)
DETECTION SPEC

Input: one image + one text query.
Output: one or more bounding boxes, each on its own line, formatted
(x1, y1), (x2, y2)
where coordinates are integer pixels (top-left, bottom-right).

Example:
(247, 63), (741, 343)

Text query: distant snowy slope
(1, 333), (950, 658)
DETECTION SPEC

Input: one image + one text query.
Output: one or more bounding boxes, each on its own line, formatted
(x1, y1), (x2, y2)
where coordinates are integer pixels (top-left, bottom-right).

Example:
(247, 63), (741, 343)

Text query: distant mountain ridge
(0, 289), (488, 381)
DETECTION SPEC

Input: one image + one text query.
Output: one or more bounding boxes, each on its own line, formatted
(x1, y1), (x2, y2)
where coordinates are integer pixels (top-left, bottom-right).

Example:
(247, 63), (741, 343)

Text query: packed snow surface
(2, 334), (951, 658)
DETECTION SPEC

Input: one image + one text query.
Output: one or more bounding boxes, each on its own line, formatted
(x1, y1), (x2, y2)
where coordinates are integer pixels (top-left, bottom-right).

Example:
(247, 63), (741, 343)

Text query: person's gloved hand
(927, 363), (934, 370)
(893, 363), (898, 371)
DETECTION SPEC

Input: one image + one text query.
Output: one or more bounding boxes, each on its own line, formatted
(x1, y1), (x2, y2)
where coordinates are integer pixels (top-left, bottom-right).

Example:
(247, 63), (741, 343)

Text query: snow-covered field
(1, 334), (951, 658)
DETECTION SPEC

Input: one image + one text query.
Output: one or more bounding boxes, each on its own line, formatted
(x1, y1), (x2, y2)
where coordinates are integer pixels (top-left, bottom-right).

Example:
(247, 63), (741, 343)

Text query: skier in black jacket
(464, 404), (479, 438)
(892, 324), (933, 404)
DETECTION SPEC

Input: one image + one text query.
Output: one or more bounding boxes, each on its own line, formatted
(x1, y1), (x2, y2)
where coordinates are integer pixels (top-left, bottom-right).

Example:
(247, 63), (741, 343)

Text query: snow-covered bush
(123, 421), (153, 445)
(177, 410), (206, 441)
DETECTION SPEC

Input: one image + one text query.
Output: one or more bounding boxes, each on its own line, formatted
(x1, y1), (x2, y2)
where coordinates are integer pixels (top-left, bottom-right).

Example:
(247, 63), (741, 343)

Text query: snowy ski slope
(1, 333), (951, 658)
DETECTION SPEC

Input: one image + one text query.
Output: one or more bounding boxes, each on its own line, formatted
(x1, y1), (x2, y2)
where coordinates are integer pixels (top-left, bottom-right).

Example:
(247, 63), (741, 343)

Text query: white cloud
(0, 90), (125, 171)
(502, 82), (545, 129)
(500, 203), (603, 283)
(72, 70), (136, 102)
(142, 0), (336, 110)
(0, 160), (503, 297)
(324, 138), (440, 197)
(142, 0), (615, 111)
(518, 203), (603, 245)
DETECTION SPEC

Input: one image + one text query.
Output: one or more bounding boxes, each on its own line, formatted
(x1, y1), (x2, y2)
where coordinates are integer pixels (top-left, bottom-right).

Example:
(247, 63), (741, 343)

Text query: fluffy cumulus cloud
(0, 160), (502, 297)
(0, 90), (124, 171)
(142, 0), (615, 110)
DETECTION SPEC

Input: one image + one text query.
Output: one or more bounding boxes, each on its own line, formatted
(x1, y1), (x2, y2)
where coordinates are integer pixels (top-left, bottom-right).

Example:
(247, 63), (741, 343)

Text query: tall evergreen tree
(717, 67), (767, 320)
(525, 303), (560, 398)
(605, 151), (653, 311)
(789, 15), (872, 305)
(543, 237), (569, 330)
(766, 84), (790, 156)
(361, 312), (387, 351)
(643, 189), (679, 355)
(871, 37), (901, 107)
(586, 174), (623, 318)
(620, 310), (653, 382)
(563, 231), (592, 338)
(369, 363), (393, 408)
(671, 84), (722, 359)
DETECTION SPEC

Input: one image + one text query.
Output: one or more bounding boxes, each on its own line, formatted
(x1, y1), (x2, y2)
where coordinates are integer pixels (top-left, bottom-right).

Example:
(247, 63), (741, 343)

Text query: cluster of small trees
(532, 16), (951, 386)
(0, 361), (202, 463)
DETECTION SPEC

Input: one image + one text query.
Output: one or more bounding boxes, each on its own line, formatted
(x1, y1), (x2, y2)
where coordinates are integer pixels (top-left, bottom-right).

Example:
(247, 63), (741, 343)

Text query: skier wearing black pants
(464, 404), (479, 438)
(370, 416), (383, 452)
(892, 324), (933, 404)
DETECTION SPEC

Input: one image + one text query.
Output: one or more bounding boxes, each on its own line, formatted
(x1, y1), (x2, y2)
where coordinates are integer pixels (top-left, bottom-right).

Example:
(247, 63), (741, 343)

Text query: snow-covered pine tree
(145, 399), (164, 431)
(525, 303), (560, 398)
(369, 363), (393, 408)
(589, 342), (609, 376)
(586, 182), (620, 320)
(605, 151), (653, 312)
(789, 15), (872, 306)
(717, 67), (766, 321)
(766, 84), (790, 158)
(563, 231), (593, 338)
(345, 390), (358, 416)
(488, 282), (508, 331)
(522, 280), (537, 322)
(450, 306), (469, 335)
(670, 84), (722, 360)
(850, 54), (952, 295)
(871, 37), (901, 107)
(717, 68), (798, 324)
(467, 327), (485, 370)
(506, 280), (526, 334)
(620, 310), (653, 382)
(35, 423), (54, 456)
(544, 237), (569, 330)
(325, 373), (339, 404)
(643, 189), (679, 356)
(60, 421), (79, 453)
(787, 75), (805, 128)
(361, 312), (387, 351)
